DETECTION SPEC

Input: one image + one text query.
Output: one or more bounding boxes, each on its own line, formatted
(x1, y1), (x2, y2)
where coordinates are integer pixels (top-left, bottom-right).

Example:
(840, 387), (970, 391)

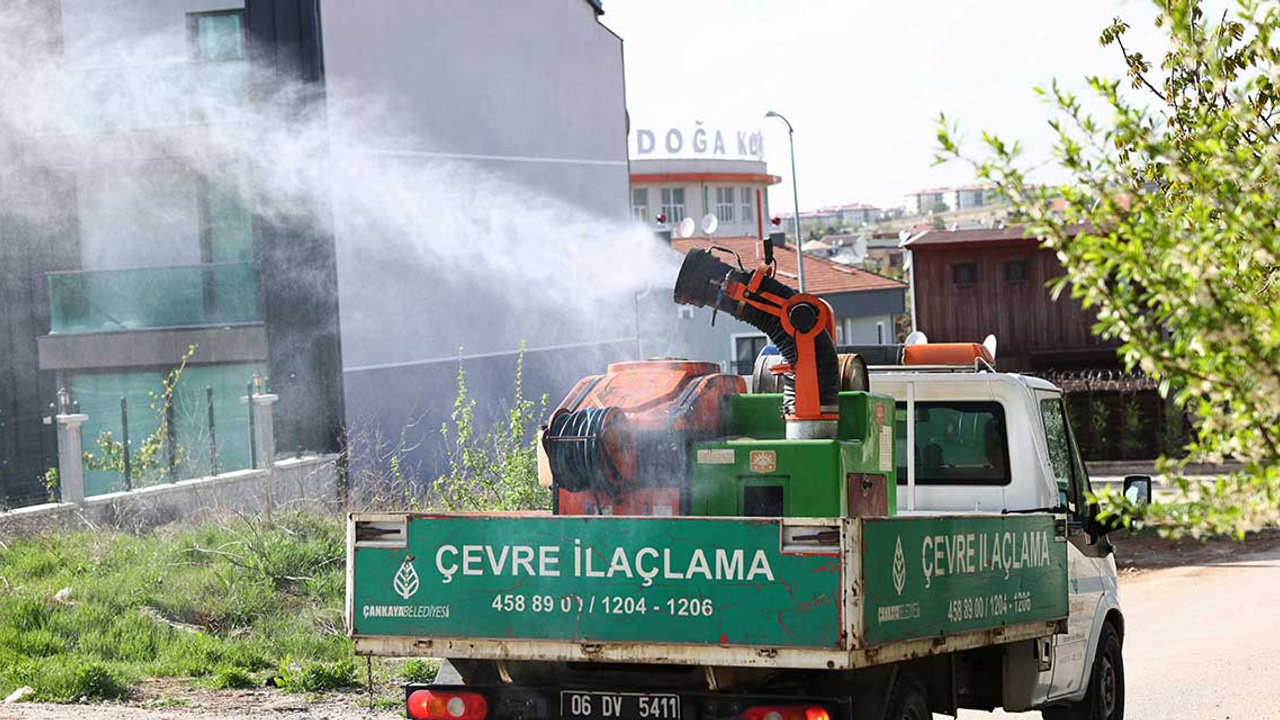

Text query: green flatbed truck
(347, 248), (1144, 720)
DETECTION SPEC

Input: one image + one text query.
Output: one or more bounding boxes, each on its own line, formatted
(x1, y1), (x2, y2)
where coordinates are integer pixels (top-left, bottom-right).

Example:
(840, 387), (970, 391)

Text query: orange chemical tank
(539, 360), (744, 516)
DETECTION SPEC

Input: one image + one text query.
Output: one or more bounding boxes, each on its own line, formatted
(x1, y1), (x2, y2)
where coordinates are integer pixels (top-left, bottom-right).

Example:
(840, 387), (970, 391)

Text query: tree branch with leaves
(938, 0), (1280, 537)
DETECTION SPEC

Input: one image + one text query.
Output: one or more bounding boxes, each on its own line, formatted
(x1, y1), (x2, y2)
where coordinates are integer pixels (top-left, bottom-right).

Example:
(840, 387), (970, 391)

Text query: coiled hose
(542, 407), (623, 513)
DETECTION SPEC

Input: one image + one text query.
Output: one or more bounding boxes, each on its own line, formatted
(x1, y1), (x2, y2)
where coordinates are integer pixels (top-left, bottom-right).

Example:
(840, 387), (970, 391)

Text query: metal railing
(47, 261), (262, 334)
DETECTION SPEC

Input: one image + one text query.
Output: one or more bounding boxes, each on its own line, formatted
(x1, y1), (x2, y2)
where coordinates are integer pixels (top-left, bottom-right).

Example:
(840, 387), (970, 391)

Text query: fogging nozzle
(673, 248), (740, 310)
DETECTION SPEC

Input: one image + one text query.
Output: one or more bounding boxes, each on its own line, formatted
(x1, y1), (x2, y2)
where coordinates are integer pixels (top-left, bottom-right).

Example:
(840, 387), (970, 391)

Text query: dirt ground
(1, 677), (399, 719)
(6, 534), (1279, 720)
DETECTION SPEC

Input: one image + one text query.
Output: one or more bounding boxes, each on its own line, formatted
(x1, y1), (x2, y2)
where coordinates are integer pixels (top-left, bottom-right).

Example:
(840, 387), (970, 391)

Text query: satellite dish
(701, 213), (719, 236)
(904, 330), (929, 346)
(982, 334), (998, 359)
(847, 237), (868, 265)
(676, 217), (696, 239)
(898, 229), (911, 242)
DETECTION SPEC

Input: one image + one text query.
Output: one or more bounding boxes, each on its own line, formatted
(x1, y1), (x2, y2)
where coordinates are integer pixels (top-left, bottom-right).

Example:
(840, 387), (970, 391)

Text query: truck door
(1037, 393), (1111, 700)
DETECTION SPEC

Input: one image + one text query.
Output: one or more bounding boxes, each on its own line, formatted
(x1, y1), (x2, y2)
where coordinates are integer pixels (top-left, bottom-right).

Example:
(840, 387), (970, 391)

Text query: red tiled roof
(670, 236), (906, 296)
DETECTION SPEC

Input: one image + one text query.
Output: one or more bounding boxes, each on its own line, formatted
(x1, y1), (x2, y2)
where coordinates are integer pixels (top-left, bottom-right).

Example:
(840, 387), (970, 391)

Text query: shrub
(399, 658), (440, 684)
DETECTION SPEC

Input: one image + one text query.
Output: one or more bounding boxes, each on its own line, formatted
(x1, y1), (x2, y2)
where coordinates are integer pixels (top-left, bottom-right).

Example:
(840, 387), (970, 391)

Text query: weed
(399, 658), (440, 684)
(274, 656), (356, 693)
(206, 665), (257, 690)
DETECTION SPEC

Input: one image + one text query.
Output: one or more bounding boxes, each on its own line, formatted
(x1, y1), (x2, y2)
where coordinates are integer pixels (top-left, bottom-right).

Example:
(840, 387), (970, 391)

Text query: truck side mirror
(1123, 475), (1152, 506)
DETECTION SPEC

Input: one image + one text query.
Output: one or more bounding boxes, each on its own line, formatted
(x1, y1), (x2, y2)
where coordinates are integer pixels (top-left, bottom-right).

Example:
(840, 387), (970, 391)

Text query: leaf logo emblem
(394, 558), (420, 600)
(892, 536), (906, 596)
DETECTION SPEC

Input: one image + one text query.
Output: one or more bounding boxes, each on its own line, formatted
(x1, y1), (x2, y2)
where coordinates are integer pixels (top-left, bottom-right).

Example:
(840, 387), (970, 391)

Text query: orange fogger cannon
(539, 360), (743, 516)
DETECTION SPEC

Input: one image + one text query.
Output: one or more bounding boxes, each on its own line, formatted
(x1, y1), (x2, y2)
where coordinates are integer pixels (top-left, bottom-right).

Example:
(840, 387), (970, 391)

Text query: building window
(715, 187), (735, 223)
(188, 10), (245, 62)
(631, 188), (649, 223)
(677, 306), (694, 320)
(740, 188), (754, 225)
(733, 334), (769, 375)
(660, 187), (686, 224)
(952, 262), (977, 285)
(1003, 259), (1027, 284)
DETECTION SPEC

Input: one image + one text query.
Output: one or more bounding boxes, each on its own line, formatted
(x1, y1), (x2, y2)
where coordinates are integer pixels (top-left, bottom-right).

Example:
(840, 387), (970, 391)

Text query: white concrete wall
(0, 455), (338, 537)
(841, 314), (895, 345)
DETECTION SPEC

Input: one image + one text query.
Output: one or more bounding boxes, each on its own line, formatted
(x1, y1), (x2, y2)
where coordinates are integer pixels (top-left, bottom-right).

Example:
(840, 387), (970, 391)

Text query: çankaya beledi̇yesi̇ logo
(893, 536), (906, 596)
(394, 557), (420, 600)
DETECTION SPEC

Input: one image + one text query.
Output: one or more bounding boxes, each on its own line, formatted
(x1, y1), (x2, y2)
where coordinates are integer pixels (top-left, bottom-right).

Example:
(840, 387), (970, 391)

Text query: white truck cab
(872, 367), (1128, 718)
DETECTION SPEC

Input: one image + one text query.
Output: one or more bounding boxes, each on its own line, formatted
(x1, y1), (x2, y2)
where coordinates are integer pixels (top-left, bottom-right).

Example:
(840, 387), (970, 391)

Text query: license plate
(560, 691), (682, 720)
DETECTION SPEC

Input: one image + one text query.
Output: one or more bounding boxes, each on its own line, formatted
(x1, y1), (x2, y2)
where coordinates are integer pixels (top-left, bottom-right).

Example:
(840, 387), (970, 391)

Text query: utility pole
(766, 110), (805, 292)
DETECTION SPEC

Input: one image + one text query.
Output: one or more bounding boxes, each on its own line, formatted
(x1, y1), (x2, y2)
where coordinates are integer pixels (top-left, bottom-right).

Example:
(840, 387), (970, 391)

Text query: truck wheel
(883, 672), (929, 720)
(1045, 622), (1124, 720)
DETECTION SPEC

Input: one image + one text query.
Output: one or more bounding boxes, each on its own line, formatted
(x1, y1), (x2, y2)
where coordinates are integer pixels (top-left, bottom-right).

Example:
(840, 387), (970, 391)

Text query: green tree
(938, 0), (1280, 536)
(433, 343), (549, 512)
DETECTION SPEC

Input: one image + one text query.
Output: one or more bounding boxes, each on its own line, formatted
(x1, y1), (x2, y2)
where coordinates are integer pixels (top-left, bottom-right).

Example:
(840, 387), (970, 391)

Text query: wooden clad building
(904, 227), (1190, 462)
(905, 226), (1120, 373)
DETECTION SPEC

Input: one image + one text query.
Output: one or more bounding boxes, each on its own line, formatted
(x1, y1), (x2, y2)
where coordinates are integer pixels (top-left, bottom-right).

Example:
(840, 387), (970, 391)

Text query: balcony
(48, 262), (262, 334)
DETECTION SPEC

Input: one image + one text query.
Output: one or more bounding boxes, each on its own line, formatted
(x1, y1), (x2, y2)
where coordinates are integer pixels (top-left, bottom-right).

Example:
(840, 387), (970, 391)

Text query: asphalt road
(964, 539), (1280, 720)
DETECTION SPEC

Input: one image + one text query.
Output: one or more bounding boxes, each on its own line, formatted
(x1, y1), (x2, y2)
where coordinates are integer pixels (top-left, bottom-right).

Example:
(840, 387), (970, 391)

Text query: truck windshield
(894, 401), (1011, 486)
(1039, 396), (1092, 514)
(1039, 398), (1074, 495)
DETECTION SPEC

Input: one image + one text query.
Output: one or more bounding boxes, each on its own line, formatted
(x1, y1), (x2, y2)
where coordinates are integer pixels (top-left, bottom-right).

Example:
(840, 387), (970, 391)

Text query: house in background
(629, 157), (778, 235)
(823, 231), (908, 276)
(907, 185), (998, 216)
(908, 188), (951, 215)
(638, 236), (907, 376)
(904, 226), (1177, 460)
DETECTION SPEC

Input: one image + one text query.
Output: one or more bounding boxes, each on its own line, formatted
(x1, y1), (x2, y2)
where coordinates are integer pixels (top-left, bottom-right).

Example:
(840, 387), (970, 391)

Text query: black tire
(1043, 622), (1125, 720)
(883, 671), (930, 720)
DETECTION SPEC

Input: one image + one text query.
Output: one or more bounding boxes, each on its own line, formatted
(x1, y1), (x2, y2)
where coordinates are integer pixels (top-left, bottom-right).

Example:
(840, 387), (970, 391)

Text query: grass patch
(399, 658), (440, 684)
(0, 512), (354, 702)
(205, 665), (258, 690)
(274, 656), (356, 694)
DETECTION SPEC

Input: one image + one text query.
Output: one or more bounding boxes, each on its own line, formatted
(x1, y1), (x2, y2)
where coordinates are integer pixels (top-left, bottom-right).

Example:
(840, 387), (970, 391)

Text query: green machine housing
(690, 391), (897, 518)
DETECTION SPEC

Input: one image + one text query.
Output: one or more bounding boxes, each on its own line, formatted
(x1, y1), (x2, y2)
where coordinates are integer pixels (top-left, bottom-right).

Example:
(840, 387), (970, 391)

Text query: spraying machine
(347, 240), (1135, 720)
(542, 247), (891, 520)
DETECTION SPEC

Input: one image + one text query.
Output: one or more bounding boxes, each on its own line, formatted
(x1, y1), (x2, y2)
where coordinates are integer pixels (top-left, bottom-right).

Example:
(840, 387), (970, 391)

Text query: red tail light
(743, 706), (830, 720)
(407, 690), (489, 720)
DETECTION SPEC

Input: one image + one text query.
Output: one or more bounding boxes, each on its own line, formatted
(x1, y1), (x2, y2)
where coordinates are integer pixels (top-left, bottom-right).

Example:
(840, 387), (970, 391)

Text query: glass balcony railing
(48, 262), (263, 334)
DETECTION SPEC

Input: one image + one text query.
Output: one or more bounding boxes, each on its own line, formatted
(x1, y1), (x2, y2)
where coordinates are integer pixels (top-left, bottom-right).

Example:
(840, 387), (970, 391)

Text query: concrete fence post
(55, 411), (89, 505)
(249, 393), (279, 470)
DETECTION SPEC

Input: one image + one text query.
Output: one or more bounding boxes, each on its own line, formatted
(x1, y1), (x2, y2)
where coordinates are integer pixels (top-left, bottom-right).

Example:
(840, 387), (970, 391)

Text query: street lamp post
(765, 110), (805, 293)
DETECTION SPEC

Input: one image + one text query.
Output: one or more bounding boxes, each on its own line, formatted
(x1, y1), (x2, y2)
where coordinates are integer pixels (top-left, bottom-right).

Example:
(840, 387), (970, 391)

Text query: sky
(602, 0), (1167, 213)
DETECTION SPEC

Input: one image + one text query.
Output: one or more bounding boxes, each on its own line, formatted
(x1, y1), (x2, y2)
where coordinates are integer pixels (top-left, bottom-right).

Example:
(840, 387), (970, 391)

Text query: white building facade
(630, 158), (778, 237)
